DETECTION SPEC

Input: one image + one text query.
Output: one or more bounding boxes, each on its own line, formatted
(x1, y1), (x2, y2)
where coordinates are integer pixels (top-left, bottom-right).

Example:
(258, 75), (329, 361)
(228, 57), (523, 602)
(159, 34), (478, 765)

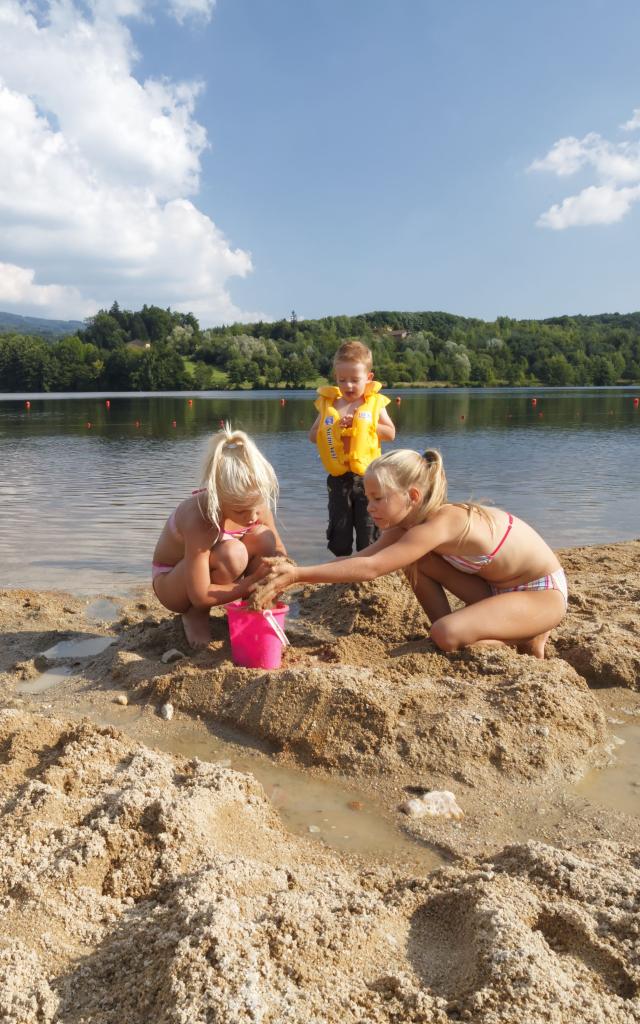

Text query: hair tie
(422, 450), (437, 464)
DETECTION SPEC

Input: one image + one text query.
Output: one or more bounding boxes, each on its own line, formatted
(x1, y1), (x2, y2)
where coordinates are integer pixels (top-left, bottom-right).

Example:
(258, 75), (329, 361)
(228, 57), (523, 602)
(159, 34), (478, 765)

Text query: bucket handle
(263, 608), (290, 647)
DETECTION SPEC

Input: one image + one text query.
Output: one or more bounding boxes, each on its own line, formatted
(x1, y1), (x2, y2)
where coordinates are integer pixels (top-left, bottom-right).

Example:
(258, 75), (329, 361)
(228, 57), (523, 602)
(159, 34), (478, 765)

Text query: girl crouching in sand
(152, 426), (286, 647)
(259, 449), (567, 659)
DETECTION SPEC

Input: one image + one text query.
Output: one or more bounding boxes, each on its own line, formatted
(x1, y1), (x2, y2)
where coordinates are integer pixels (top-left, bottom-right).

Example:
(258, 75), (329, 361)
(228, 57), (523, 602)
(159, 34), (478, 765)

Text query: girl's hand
(244, 562), (272, 585)
(254, 554), (295, 576)
(268, 562), (298, 592)
(249, 561), (298, 608)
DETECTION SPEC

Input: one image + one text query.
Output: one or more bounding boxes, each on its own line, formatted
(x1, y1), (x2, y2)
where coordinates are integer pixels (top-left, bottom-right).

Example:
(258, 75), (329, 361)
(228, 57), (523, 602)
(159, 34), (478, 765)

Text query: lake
(0, 387), (638, 593)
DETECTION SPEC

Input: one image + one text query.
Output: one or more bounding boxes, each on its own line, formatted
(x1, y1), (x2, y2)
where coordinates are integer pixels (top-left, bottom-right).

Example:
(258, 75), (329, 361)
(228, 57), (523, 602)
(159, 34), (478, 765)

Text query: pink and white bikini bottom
(490, 568), (568, 608)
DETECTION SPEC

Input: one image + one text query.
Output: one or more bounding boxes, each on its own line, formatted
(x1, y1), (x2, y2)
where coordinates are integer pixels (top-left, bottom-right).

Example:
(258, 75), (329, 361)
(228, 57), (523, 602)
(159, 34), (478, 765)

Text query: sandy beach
(1, 540), (639, 1022)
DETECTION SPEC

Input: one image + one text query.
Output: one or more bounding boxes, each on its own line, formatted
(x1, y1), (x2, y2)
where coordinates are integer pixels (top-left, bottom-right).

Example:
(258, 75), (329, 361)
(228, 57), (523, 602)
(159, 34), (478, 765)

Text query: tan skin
(257, 477), (566, 660)
(153, 491), (286, 648)
(308, 360), (396, 448)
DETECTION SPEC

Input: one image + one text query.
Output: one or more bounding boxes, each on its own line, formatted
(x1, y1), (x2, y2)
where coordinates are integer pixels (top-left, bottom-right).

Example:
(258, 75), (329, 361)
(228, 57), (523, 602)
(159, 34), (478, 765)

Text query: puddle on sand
(42, 635), (115, 659)
(85, 599), (119, 624)
(575, 718), (640, 818)
(17, 665), (75, 695)
(71, 700), (443, 872)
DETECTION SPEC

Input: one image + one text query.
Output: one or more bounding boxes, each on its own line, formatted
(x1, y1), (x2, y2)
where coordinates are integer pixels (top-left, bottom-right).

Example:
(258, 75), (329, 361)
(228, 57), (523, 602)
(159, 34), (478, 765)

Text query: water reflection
(0, 388), (638, 593)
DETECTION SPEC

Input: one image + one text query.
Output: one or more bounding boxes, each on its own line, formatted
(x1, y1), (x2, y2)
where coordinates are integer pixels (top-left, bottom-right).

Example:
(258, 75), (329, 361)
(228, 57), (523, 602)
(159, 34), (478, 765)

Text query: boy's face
(334, 360), (373, 399)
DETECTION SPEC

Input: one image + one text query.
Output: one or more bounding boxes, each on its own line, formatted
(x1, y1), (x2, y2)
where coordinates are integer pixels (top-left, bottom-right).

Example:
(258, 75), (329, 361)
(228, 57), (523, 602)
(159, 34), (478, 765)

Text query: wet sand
(1, 540), (639, 1022)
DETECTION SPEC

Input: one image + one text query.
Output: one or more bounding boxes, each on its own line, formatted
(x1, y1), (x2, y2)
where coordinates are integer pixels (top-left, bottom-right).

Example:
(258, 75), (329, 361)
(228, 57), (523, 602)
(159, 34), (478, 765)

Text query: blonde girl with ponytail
(152, 425), (286, 647)
(260, 448), (566, 660)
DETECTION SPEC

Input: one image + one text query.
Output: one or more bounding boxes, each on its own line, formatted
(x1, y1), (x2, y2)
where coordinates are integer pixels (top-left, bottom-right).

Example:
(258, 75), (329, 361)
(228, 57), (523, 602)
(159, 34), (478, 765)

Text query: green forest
(1, 302), (640, 392)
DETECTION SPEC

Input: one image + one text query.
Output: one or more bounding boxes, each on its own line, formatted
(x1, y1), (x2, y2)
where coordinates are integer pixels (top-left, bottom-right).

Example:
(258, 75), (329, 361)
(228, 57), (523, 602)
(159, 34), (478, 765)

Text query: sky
(0, 0), (639, 327)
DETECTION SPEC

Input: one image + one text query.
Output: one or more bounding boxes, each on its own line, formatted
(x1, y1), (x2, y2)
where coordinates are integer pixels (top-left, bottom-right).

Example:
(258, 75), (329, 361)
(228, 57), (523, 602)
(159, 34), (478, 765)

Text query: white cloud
(168, 0), (216, 24)
(530, 133), (640, 185)
(0, 0), (260, 325)
(537, 185), (640, 230)
(529, 134), (596, 177)
(89, 0), (216, 27)
(622, 108), (640, 132)
(0, 262), (96, 317)
(530, 111), (640, 229)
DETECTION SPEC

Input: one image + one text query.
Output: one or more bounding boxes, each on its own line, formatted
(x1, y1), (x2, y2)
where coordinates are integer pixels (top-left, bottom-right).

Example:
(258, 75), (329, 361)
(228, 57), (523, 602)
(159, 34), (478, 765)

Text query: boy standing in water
(309, 340), (396, 555)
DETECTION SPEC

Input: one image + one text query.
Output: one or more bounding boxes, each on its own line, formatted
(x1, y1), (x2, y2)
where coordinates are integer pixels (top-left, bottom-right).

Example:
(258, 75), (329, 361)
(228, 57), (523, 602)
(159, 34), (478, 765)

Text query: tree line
(1, 302), (639, 392)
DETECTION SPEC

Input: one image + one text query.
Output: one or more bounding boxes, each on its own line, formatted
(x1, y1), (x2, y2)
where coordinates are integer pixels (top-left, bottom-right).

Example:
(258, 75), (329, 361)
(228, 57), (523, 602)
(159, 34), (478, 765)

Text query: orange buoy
(280, 398), (286, 406)
(135, 420), (140, 428)
(86, 422), (92, 429)
(25, 400), (31, 409)
(460, 414), (465, 421)
(395, 396), (402, 405)
(531, 397), (537, 407)
(171, 420), (177, 428)
(633, 397), (639, 407)
(105, 399), (111, 408)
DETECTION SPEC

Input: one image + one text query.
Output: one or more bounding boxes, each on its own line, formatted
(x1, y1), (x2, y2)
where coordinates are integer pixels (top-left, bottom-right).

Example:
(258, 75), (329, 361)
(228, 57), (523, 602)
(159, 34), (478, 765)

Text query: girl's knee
(211, 539), (249, 581)
(430, 616), (461, 653)
(248, 525), (277, 557)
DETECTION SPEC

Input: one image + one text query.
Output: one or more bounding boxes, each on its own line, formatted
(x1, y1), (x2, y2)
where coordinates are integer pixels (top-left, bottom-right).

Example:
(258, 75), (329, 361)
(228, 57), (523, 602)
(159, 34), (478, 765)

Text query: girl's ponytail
(418, 449), (447, 520)
(200, 423), (278, 529)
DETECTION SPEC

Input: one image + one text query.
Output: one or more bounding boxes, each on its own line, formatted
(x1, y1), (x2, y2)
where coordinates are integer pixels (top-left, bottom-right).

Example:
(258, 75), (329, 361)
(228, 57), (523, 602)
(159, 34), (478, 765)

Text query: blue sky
(0, 0), (639, 324)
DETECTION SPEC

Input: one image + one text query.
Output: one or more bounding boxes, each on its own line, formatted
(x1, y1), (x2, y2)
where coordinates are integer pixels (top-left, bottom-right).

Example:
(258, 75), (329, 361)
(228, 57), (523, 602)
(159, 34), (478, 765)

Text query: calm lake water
(1, 387), (638, 593)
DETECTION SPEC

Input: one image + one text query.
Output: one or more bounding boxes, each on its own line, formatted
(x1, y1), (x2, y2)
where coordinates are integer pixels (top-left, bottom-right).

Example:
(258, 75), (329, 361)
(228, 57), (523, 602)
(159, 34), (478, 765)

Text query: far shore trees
(1, 305), (639, 392)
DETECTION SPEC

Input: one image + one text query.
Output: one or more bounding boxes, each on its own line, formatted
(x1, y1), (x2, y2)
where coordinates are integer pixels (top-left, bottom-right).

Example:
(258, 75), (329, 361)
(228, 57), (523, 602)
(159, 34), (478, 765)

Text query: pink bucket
(225, 601), (289, 669)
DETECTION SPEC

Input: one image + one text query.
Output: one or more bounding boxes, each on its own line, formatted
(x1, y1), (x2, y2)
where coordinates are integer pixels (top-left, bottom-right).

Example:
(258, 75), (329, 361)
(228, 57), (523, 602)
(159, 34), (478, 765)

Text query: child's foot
(181, 607), (211, 649)
(517, 631), (550, 660)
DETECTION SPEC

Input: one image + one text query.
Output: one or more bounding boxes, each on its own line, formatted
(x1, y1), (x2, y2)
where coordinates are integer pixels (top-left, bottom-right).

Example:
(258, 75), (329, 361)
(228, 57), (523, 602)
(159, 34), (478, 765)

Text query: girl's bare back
(153, 494), (213, 567)
(432, 505), (562, 587)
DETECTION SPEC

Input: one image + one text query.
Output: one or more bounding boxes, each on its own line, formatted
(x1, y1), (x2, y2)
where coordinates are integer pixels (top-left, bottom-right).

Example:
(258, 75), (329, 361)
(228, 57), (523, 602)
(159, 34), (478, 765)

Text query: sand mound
(1, 563), (617, 796)
(145, 646), (609, 787)
(297, 572), (430, 643)
(1, 711), (639, 1024)
(0, 588), (88, 677)
(409, 840), (640, 1021)
(71, 568), (606, 792)
(553, 541), (640, 690)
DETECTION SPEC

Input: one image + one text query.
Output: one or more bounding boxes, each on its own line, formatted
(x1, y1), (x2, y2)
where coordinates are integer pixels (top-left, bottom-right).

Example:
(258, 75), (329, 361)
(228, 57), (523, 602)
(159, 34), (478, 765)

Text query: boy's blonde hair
(333, 339), (373, 372)
(200, 424), (278, 530)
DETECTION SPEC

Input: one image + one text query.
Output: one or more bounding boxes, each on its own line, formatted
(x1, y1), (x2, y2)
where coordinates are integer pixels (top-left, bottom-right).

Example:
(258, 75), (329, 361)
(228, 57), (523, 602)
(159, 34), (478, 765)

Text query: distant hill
(2, 302), (639, 391)
(0, 310), (85, 339)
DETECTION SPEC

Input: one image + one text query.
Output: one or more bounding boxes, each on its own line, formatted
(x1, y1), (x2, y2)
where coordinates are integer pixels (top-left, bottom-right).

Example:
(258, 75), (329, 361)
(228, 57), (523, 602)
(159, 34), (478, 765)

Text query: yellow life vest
(315, 380), (390, 476)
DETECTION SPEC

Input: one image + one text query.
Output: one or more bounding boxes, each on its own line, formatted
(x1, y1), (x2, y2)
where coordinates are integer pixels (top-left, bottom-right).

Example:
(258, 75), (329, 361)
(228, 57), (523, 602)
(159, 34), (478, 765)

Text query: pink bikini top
(441, 514), (514, 575)
(218, 523), (261, 542)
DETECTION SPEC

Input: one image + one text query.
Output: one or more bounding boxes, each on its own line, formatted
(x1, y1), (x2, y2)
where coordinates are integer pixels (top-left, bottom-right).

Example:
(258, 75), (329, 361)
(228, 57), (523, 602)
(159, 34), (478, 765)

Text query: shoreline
(1, 539), (639, 1021)
(2, 383), (640, 399)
